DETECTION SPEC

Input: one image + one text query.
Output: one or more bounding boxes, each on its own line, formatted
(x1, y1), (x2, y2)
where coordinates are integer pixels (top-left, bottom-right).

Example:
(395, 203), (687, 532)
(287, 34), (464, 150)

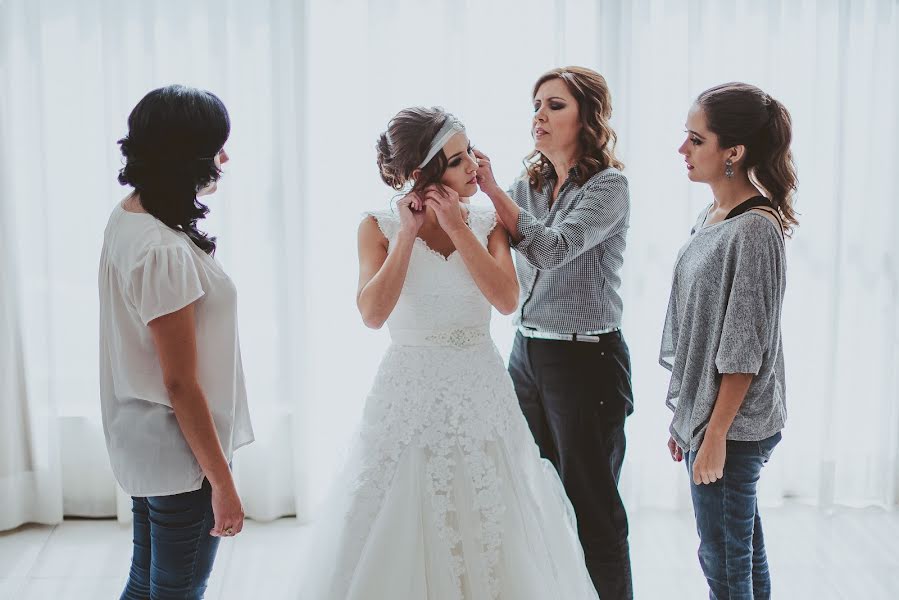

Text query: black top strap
(725, 196), (773, 220)
(747, 206), (786, 240)
(692, 196), (785, 238)
(726, 196), (785, 240)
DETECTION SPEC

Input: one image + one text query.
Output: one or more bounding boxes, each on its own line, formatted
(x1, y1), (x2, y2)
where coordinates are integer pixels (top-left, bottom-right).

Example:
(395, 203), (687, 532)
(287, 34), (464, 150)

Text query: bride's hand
(397, 191), (426, 235)
(422, 185), (466, 234)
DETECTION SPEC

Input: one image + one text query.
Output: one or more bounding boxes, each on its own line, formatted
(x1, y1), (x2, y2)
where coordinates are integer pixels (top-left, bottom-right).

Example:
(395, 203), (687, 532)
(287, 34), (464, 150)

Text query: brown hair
(376, 106), (460, 196)
(697, 82), (799, 235)
(525, 66), (624, 190)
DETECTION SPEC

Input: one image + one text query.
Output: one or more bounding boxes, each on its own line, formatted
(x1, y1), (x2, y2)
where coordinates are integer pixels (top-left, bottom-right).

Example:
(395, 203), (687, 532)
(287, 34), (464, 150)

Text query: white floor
(1, 504), (897, 599)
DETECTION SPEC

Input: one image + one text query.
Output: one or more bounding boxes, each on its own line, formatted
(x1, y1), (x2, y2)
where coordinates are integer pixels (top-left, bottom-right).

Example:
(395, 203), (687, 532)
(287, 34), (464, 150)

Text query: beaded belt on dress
(389, 326), (490, 348)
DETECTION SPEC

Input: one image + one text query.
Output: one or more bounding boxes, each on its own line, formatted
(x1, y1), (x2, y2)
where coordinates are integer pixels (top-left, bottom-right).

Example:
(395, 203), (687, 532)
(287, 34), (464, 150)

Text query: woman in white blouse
(98, 85), (254, 600)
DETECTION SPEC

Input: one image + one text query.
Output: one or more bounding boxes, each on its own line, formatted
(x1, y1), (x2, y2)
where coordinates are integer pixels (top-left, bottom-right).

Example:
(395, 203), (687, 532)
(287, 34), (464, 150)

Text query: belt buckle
(519, 327), (614, 343)
(573, 333), (600, 343)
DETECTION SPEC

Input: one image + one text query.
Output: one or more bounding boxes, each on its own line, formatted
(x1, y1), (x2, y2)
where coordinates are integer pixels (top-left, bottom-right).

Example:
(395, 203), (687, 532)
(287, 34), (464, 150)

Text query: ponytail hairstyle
(376, 106), (460, 196)
(697, 82), (799, 235)
(117, 85), (231, 255)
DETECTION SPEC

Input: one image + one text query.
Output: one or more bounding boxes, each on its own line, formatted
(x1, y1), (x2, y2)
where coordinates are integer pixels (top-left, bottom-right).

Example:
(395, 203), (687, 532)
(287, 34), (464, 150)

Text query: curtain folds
(1, 0), (896, 531)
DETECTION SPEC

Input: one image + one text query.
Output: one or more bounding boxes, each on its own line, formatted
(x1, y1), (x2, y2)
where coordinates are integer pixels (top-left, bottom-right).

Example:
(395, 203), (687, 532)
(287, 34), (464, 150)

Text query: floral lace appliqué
(338, 205), (512, 599)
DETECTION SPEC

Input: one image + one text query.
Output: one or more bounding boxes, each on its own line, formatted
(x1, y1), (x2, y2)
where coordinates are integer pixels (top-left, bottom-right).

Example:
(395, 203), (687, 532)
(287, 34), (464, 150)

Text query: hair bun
(376, 132), (405, 190)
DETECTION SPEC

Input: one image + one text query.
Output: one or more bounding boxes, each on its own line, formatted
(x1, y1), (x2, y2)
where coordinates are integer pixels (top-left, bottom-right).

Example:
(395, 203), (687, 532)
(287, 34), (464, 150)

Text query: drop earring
(725, 159), (734, 179)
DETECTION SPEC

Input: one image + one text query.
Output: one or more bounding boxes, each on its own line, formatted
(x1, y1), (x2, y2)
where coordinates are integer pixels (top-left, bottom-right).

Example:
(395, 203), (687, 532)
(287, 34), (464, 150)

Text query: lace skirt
(295, 339), (599, 600)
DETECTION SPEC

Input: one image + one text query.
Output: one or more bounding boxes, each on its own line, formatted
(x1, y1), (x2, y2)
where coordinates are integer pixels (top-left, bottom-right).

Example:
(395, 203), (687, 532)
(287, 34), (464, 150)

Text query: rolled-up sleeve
(513, 170), (629, 270)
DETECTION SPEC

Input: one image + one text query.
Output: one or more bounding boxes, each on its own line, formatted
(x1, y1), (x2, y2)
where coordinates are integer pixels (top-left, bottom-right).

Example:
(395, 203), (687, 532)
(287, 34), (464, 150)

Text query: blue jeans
(120, 477), (220, 600)
(687, 431), (781, 600)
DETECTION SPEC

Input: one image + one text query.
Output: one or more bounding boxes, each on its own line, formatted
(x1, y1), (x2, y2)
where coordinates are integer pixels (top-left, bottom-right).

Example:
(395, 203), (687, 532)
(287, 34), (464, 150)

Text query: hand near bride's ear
(397, 191), (426, 235)
(473, 149), (499, 195)
(422, 185), (466, 234)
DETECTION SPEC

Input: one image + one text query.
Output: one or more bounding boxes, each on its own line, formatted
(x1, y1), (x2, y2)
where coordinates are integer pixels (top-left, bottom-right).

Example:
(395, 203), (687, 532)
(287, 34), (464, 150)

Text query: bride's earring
(724, 159), (734, 179)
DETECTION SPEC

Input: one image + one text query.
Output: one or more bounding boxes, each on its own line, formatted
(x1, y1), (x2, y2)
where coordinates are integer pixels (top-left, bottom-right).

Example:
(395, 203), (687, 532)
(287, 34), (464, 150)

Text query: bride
(298, 107), (599, 599)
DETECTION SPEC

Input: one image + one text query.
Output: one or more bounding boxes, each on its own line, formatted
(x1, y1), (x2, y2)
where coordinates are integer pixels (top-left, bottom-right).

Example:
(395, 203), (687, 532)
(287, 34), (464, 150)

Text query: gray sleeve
(714, 218), (784, 374)
(661, 208), (705, 369)
(513, 170), (629, 270)
(659, 285), (678, 372)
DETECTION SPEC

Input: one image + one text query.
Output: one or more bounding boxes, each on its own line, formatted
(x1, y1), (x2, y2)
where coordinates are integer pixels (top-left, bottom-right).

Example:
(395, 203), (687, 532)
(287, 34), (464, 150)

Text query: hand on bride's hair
(473, 148), (499, 195)
(397, 191), (426, 235)
(422, 185), (465, 234)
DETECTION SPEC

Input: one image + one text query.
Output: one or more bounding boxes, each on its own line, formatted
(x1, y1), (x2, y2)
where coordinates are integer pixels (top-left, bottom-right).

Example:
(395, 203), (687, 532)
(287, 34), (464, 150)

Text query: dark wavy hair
(117, 85), (230, 255)
(526, 66), (624, 190)
(376, 106), (460, 196)
(697, 82), (799, 235)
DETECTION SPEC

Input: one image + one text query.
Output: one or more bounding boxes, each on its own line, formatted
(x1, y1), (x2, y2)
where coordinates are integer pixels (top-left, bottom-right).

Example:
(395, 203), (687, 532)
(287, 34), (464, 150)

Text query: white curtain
(0, 0), (308, 525)
(1, 0), (897, 532)
(0, 0), (64, 531)
(591, 0), (899, 510)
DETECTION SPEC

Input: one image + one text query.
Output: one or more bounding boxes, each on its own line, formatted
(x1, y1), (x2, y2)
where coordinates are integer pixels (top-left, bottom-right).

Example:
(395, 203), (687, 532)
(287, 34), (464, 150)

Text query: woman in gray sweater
(660, 82), (798, 599)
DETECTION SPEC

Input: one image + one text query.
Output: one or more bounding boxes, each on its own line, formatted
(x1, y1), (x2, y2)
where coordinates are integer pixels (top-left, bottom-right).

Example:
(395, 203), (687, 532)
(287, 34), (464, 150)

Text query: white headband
(417, 117), (465, 169)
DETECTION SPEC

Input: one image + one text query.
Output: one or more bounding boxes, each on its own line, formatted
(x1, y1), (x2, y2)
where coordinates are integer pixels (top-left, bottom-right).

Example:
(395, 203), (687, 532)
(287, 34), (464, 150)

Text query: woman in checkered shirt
(475, 66), (634, 600)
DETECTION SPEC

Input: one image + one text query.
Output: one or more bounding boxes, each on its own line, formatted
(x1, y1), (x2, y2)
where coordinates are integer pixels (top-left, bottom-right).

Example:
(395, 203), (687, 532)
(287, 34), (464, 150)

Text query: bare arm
(422, 186), (518, 314)
(148, 304), (244, 537)
(706, 374), (754, 439)
(448, 218), (519, 315)
(356, 193), (425, 329)
(424, 186), (518, 315)
(356, 218), (414, 329)
(691, 374), (754, 485)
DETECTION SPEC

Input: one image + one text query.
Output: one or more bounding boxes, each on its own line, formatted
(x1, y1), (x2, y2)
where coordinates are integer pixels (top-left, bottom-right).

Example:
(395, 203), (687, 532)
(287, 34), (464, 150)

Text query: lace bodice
(364, 204), (498, 333)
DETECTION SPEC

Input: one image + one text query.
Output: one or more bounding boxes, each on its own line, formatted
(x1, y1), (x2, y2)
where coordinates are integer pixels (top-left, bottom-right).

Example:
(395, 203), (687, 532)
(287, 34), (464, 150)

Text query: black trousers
(509, 330), (634, 600)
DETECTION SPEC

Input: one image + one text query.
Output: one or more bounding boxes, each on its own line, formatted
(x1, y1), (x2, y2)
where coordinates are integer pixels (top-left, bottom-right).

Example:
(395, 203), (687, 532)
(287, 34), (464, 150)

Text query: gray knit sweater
(660, 207), (787, 451)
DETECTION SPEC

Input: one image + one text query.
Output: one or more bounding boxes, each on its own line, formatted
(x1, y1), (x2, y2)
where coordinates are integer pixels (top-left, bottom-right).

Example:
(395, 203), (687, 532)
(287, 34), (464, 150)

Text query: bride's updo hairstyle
(376, 106), (462, 196)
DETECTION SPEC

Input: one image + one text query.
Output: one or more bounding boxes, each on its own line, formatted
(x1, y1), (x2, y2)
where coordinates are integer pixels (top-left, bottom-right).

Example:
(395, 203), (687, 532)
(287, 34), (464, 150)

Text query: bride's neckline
(414, 237), (460, 262)
(414, 206), (471, 262)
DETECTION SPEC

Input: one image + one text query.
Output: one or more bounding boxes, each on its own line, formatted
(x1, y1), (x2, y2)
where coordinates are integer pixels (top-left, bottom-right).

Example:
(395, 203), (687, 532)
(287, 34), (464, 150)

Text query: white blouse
(98, 201), (254, 497)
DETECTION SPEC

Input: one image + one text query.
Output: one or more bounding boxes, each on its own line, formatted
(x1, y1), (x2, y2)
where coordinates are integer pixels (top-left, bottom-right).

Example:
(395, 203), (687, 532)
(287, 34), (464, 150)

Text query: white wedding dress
(298, 205), (598, 600)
